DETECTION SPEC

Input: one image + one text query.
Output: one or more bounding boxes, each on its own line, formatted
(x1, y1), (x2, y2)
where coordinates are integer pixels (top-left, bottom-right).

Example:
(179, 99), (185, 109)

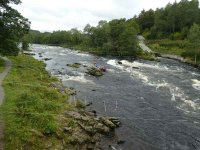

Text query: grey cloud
(13, 0), (180, 31)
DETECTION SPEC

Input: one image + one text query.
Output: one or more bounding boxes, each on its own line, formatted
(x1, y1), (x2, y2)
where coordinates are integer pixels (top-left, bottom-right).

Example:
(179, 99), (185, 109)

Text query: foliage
(136, 0), (200, 39)
(30, 19), (140, 57)
(0, 0), (30, 55)
(147, 39), (191, 55)
(21, 34), (31, 51)
(0, 57), (5, 73)
(181, 23), (200, 63)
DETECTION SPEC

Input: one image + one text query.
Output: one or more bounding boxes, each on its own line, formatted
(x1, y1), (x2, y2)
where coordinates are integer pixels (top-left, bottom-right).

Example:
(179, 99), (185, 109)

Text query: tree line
(30, 19), (140, 57)
(135, 0), (200, 40)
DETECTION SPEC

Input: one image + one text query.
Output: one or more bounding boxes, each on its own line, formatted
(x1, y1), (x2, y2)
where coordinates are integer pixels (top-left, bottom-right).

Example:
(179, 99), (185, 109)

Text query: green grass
(146, 39), (191, 56)
(0, 57), (5, 73)
(146, 39), (200, 65)
(1, 55), (72, 150)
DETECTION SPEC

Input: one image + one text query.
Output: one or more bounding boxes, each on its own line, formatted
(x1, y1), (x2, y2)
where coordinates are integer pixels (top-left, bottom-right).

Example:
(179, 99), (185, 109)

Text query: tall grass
(147, 39), (191, 56)
(1, 55), (70, 149)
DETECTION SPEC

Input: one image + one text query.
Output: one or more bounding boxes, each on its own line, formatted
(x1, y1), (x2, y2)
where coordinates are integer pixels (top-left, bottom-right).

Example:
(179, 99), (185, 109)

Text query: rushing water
(31, 44), (200, 150)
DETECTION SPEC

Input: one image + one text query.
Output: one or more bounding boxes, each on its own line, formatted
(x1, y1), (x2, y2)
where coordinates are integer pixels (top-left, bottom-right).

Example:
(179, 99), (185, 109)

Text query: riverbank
(146, 39), (200, 68)
(1, 55), (120, 150)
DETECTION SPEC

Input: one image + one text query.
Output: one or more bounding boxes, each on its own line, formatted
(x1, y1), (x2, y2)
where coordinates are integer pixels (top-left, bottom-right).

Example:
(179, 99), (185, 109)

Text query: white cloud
(12, 0), (180, 31)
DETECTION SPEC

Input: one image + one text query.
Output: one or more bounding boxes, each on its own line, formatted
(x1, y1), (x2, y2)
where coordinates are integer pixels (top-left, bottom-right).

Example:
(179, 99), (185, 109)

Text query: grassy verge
(0, 57), (5, 73)
(146, 39), (190, 56)
(1, 55), (72, 149)
(146, 39), (200, 65)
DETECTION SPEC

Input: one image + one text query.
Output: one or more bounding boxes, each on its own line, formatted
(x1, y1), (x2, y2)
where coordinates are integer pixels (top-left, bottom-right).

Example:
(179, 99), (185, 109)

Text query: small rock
(109, 145), (118, 150)
(118, 61), (122, 64)
(23, 52), (35, 56)
(132, 66), (140, 69)
(44, 58), (52, 61)
(101, 118), (116, 129)
(117, 140), (126, 144)
(86, 102), (93, 106)
(78, 122), (96, 134)
(95, 123), (110, 134)
(63, 127), (72, 132)
(88, 110), (97, 117)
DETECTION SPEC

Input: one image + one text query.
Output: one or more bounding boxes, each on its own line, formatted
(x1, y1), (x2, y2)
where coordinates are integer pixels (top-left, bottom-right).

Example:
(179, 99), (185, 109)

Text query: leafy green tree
(188, 23), (200, 47)
(0, 0), (30, 55)
(137, 0), (200, 39)
(137, 9), (155, 32)
(182, 23), (200, 63)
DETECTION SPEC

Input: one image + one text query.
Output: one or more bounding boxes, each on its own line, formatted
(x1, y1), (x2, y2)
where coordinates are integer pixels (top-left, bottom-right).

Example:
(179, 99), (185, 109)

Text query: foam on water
(107, 60), (149, 82)
(107, 59), (200, 113)
(121, 60), (171, 71)
(107, 60), (124, 70)
(191, 79), (200, 91)
(57, 72), (94, 84)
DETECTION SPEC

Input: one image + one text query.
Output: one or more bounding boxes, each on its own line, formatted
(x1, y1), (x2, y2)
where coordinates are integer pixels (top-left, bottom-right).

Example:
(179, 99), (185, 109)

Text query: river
(31, 44), (200, 150)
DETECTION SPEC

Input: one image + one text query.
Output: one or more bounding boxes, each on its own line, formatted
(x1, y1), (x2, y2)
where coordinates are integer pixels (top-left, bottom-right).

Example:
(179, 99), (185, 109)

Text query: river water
(31, 44), (200, 150)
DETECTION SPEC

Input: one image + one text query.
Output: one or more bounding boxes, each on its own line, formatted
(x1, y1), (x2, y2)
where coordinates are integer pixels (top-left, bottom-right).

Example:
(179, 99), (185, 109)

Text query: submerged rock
(67, 63), (81, 68)
(23, 52), (36, 56)
(43, 58), (52, 61)
(117, 139), (126, 144)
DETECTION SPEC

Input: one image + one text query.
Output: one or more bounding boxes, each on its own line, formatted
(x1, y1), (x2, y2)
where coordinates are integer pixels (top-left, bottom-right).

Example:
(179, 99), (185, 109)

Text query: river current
(31, 44), (200, 150)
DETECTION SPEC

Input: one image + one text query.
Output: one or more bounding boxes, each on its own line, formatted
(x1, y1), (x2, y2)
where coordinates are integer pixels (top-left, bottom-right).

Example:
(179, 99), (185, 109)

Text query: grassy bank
(1, 55), (122, 150)
(146, 39), (190, 55)
(1, 55), (72, 149)
(146, 39), (200, 65)
(0, 57), (5, 73)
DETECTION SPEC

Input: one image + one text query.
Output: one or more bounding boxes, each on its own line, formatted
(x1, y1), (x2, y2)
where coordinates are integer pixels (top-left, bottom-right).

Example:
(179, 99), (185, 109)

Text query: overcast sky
(13, 0), (180, 32)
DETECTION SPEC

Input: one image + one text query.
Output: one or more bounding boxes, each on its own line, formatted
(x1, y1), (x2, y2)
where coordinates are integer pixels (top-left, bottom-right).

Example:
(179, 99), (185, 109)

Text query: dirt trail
(138, 35), (153, 52)
(0, 57), (12, 150)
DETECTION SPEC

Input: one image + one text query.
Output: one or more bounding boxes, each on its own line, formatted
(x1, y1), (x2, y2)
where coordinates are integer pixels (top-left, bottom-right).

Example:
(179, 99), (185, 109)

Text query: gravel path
(0, 57), (12, 150)
(138, 35), (153, 52)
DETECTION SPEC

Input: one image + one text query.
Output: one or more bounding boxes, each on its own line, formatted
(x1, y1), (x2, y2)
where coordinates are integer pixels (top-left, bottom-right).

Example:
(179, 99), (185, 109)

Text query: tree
(181, 23), (200, 63)
(188, 23), (200, 47)
(137, 9), (155, 32)
(0, 0), (30, 55)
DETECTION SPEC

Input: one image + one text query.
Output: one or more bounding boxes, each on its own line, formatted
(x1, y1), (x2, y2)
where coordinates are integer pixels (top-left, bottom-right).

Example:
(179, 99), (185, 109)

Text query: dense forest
(136, 0), (200, 40)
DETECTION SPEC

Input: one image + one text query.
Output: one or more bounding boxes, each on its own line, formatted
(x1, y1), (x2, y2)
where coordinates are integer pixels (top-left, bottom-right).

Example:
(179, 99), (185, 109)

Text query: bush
(181, 49), (200, 63)
(169, 32), (182, 40)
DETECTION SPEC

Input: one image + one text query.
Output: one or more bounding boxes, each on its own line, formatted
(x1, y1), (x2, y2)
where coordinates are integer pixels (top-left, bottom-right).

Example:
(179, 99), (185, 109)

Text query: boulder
(66, 63), (81, 68)
(78, 122), (96, 134)
(94, 123), (110, 134)
(100, 118), (116, 129)
(86, 67), (104, 77)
